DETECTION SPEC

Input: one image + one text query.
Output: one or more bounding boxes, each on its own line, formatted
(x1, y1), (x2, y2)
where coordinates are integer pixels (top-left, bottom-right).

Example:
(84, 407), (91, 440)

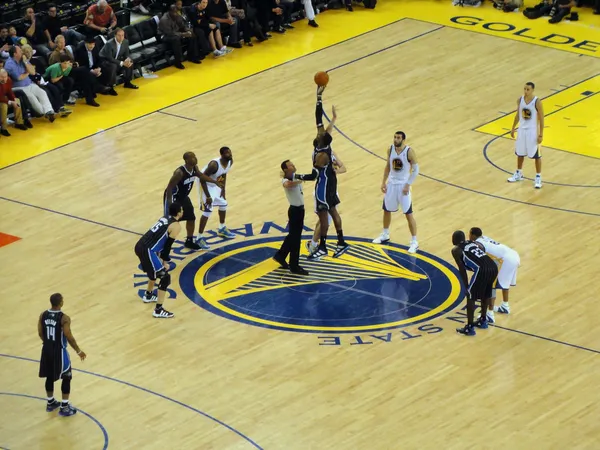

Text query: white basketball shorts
(201, 184), (227, 210)
(515, 127), (540, 159)
(495, 250), (520, 290)
(383, 183), (413, 214)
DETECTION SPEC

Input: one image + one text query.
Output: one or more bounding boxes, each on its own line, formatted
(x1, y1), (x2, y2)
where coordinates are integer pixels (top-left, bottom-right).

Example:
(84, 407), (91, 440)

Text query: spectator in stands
(46, 4), (86, 46)
(21, 44), (72, 117)
(1, 27), (11, 59)
(256, 0), (286, 35)
(281, 0), (318, 27)
(74, 35), (116, 96)
(84, 0), (118, 37)
(228, 0), (266, 46)
(43, 55), (77, 107)
(0, 68), (28, 135)
(159, 4), (203, 69)
(5, 46), (56, 122)
(48, 35), (74, 65)
(131, 0), (151, 15)
(8, 27), (26, 46)
(208, 0), (243, 48)
(190, 0), (232, 57)
(21, 7), (54, 58)
(175, 0), (211, 57)
(99, 28), (139, 90)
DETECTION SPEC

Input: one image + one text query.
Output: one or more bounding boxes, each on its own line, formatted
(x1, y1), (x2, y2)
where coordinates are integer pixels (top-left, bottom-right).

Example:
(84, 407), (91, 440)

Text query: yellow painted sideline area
(477, 75), (600, 159)
(1, 0), (599, 169)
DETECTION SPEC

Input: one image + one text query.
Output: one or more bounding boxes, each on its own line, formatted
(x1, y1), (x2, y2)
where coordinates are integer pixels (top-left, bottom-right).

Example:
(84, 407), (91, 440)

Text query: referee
(272, 160), (312, 276)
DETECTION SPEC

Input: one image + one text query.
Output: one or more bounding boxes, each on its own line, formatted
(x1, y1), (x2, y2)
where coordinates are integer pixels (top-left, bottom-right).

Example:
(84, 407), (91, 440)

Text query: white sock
(536, 173), (541, 178)
(198, 233), (204, 239)
(311, 239), (318, 247)
(383, 228), (390, 235)
(219, 223), (225, 229)
(516, 169), (522, 174)
(411, 236), (417, 242)
(220, 46), (227, 51)
(502, 301), (510, 307)
(47, 396), (54, 402)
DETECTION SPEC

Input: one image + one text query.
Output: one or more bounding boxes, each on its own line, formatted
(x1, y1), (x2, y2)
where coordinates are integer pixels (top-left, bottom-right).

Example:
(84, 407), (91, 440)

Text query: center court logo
(179, 233), (465, 334)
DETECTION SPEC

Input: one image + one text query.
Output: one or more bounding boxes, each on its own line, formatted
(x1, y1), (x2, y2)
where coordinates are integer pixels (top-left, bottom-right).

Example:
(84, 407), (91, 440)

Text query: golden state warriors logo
(522, 107), (532, 120)
(392, 158), (403, 171)
(180, 236), (464, 333)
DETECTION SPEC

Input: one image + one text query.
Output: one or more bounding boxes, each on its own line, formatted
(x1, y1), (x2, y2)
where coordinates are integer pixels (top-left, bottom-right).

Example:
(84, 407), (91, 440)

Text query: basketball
(314, 71), (329, 87)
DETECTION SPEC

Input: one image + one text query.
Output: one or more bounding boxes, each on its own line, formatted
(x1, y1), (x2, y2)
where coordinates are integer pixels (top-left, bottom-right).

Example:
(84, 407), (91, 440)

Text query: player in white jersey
(372, 131), (419, 253)
(507, 82), (545, 189)
(469, 227), (520, 322)
(196, 147), (235, 249)
(305, 152), (346, 254)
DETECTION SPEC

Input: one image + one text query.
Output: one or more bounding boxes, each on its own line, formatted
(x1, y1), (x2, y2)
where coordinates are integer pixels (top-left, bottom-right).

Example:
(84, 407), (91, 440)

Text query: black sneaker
(333, 242), (350, 258)
(153, 306), (174, 318)
(308, 20), (319, 27)
(46, 399), (61, 412)
(24, 120), (33, 128)
(0, 129), (10, 137)
(307, 246), (327, 261)
(456, 324), (476, 336)
(185, 239), (201, 250)
(143, 291), (157, 303)
(59, 404), (77, 416)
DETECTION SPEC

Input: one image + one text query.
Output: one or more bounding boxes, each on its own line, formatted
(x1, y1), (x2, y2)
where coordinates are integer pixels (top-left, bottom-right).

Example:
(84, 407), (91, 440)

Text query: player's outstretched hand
(317, 85), (326, 96)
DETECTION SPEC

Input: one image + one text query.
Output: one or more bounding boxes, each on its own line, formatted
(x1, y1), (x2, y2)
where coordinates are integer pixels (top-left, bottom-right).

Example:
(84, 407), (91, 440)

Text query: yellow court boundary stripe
(3, 0), (599, 169)
(193, 241), (462, 331)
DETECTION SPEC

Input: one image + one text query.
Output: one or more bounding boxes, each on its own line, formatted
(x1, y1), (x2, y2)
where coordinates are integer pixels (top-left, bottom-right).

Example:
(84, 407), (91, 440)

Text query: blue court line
(0, 392), (109, 450)
(0, 17), (411, 173)
(482, 135), (600, 188)
(0, 197), (143, 236)
(157, 111), (198, 122)
(490, 325), (600, 355)
(0, 353), (263, 450)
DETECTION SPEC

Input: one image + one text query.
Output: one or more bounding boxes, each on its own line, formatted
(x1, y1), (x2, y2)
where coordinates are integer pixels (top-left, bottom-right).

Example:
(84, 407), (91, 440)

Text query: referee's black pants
(275, 205), (305, 269)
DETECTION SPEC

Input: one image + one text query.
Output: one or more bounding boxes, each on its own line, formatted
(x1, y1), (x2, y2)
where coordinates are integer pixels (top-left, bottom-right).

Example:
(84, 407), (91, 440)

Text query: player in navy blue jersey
(38, 293), (86, 417)
(451, 230), (498, 336)
(164, 152), (223, 251)
(135, 203), (184, 318)
(293, 86), (348, 261)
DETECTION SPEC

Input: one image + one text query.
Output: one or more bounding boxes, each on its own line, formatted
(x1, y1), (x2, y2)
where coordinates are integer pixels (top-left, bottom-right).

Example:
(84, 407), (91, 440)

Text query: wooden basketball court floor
(1, 2), (600, 449)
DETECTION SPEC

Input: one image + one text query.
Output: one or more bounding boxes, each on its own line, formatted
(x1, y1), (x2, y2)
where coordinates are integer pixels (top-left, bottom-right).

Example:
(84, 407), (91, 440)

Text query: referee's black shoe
(290, 266), (309, 276)
(272, 254), (289, 269)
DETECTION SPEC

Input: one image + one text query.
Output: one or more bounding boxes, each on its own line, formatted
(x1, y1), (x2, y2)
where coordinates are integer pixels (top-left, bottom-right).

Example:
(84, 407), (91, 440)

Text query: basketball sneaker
(142, 291), (157, 303)
(305, 240), (317, 254)
(333, 242), (350, 258)
(456, 324), (476, 336)
(475, 317), (488, 329)
(372, 233), (390, 244)
(46, 399), (61, 412)
(184, 237), (201, 250)
(217, 227), (236, 239)
(496, 303), (511, 314)
(479, 312), (495, 324)
(59, 404), (77, 417)
(307, 247), (327, 261)
(534, 175), (542, 189)
(153, 306), (174, 318)
(408, 240), (419, 254)
(507, 171), (524, 183)
(196, 237), (210, 250)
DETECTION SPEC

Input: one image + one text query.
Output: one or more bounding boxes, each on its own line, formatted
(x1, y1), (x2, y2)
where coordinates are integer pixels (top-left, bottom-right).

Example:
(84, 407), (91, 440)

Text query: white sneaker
(142, 292), (157, 303)
(372, 233), (390, 244)
(213, 50), (224, 58)
(507, 171), (524, 183)
(153, 307), (174, 318)
(534, 176), (542, 189)
(408, 241), (419, 254)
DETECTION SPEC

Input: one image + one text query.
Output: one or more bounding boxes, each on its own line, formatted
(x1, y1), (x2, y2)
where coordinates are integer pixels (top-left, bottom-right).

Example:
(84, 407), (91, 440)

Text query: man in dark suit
(99, 27), (138, 90)
(74, 35), (114, 95)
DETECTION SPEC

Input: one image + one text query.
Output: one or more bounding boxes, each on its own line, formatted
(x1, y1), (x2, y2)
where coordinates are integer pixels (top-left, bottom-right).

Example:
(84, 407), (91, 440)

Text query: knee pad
(218, 205), (227, 212)
(158, 272), (171, 291)
(155, 268), (166, 280)
(61, 377), (71, 394)
(202, 210), (212, 218)
(45, 377), (54, 392)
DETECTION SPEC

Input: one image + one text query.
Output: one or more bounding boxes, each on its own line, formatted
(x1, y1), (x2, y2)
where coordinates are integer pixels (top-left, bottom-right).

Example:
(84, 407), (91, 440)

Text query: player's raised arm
(325, 105), (337, 136)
